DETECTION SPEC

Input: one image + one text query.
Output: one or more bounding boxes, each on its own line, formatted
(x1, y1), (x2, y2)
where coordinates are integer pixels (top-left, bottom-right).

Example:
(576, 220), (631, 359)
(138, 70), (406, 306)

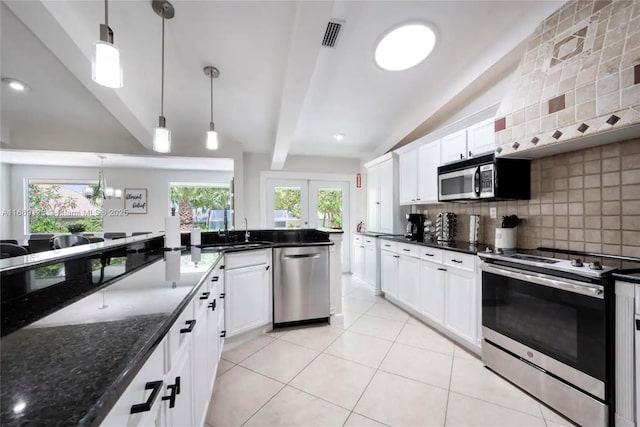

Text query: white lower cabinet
(380, 250), (399, 298)
(363, 245), (377, 286)
(352, 235), (380, 293)
(225, 262), (271, 337)
(418, 260), (445, 324)
(353, 240), (365, 280)
(398, 255), (419, 309)
(444, 266), (476, 343)
(163, 340), (193, 427)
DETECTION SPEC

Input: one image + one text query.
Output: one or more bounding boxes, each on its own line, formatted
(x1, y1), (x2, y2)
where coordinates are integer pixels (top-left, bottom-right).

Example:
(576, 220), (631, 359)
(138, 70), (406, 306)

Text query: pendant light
(152, 0), (175, 153)
(92, 0), (123, 88)
(83, 155), (122, 201)
(203, 66), (220, 150)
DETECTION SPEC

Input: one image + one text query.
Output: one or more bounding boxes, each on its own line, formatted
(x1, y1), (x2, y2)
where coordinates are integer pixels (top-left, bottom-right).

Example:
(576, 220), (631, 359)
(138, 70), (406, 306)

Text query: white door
(363, 245), (376, 287)
(417, 142), (440, 203)
(265, 179), (309, 229)
(398, 150), (418, 204)
(378, 159), (395, 234)
(353, 243), (365, 280)
(444, 268), (476, 343)
(266, 178), (351, 272)
(380, 250), (399, 298)
(467, 118), (496, 158)
(398, 255), (419, 309)
(440, 130), (468, 164)
(226, 264), (270, 336)
(164, 342), (193, 427)
(418, 260), (445, 323)
(366, 165), (380, 232)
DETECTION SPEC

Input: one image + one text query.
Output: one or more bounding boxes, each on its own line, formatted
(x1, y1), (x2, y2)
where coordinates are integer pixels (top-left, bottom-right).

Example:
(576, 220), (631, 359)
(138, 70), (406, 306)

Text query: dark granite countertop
(378, 236), (490, 255)
(613, 269), (640, 284)
(353, 231), (404, 238)
(1, 229), (335, 427)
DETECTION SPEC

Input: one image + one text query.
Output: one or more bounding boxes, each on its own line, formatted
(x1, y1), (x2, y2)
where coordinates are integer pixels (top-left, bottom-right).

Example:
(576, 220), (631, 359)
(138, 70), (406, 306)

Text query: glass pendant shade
(206, 129), (219, 150)
(114, 188), (123, 199)
(92, 41), (123, 88)
(104, 187), (115, 198)
(83, 186), (94, 197)
(153, 126), (171, 153)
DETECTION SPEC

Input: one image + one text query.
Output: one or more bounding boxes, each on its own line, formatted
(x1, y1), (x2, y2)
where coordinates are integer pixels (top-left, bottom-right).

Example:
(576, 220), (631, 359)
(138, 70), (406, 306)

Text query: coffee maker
(405, 213), (425, 242)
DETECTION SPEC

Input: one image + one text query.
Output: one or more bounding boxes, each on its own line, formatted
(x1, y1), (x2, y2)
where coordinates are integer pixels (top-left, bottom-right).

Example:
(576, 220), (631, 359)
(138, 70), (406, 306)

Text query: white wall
(0, 162), (12, 239)
(8, 164), (233, 239)
(243, 152), (364, 229)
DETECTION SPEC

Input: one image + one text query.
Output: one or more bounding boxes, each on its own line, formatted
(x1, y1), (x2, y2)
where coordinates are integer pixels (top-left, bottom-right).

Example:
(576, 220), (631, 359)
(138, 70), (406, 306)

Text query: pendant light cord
(210, 71), (214, 124)
(160, 12), (165, 117)
(104, 0), (108, 28)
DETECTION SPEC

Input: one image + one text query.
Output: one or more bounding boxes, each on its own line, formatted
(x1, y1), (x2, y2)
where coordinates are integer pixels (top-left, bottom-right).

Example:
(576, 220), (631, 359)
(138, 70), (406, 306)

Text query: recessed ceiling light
(333, 133), (345, 141)
(2, 78), (29, 92)
(375, 24), (436, 71)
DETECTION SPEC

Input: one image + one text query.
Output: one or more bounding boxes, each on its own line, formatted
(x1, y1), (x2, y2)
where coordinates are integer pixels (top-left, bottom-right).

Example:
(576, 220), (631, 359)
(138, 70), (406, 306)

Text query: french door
(265, 178), (350, 271)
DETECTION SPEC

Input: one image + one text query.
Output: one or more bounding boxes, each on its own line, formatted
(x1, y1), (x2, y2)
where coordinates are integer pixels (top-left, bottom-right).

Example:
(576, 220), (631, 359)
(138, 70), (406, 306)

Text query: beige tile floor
(206, 275), (576, 427)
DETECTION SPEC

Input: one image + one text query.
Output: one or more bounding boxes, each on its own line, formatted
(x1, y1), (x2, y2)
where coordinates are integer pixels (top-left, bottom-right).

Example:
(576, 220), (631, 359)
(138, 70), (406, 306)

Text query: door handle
(209, 300), (216, 311)
(403, 248), (411, 252)
(130, 381), (163, 414)
(179, 319), (196, 334)
(220, 330), (226, 338)
(437, 268), (447, 271)
(199, 292), (210, 300)
(451, 259), (463, 263)
(266, 265), (270, 270)
(424, 253), (434, 257)
(283, 254), (321, 259)
(219, 293), (225, 299)
(211, 276), (219, 282)
(636, 319), (640, 330)
(161, 377), (181, 408)
(393, 255), (400, 258)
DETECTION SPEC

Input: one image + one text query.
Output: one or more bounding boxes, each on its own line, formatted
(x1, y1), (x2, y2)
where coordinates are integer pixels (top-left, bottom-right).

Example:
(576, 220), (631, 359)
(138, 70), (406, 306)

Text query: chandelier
(83, 155), (122, 200)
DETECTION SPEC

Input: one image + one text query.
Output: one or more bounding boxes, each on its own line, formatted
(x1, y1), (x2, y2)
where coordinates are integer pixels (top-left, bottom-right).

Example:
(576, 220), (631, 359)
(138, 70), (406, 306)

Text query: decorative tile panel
(496, 0), (640, 157)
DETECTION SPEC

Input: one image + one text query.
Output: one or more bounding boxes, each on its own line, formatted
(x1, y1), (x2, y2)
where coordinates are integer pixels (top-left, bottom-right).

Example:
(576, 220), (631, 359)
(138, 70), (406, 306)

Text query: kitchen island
(0, 230), (334, 427)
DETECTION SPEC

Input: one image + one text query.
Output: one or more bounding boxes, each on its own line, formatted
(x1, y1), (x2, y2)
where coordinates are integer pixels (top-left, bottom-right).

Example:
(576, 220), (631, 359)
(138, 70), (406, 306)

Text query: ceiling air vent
(322, 19), (344, 48)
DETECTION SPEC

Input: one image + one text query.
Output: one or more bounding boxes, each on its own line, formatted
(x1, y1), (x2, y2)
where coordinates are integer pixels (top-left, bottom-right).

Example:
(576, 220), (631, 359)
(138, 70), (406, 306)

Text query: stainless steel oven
(480, 256), (613, 427)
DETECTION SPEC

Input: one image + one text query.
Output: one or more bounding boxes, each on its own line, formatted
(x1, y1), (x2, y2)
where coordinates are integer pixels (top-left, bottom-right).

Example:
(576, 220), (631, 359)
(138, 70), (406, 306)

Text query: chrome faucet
(244, 217), (250, 242)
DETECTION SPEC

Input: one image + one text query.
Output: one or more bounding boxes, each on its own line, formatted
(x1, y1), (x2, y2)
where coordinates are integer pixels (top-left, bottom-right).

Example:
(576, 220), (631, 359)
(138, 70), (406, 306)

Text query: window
(169, 184), (232, 231)
(28, 182), (103, 233)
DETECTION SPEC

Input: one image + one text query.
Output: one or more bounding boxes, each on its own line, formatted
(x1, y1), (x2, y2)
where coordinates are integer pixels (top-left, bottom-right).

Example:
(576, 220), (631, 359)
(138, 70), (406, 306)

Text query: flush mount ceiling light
(374, 23), (436, 71)
(333, 133), (345, 141)
(83, 155), (122, 201)
(92, 0), (123, 88)
(152, 0), (175, 153)
(2, 77), (29, 92)
(203, 65), (220, 150)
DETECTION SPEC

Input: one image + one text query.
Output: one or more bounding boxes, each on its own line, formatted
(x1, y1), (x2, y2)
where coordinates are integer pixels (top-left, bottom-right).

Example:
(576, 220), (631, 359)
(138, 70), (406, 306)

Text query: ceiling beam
(270, 1), (335, 170)
(4, 0), (153, 150)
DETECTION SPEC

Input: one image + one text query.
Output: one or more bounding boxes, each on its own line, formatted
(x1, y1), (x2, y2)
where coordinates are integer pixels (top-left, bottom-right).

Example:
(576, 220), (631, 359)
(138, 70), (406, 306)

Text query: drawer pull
(162, 377), (181, 408)
(424, 253), (434, 257)
(366, 240), (372, 243)
(393, 255), (400, 258)
(130, 381), (163, 414)
(360, 246), (365, 248)
(212, 276), (219, 282)
(403, 248), (411, 252)
(209, 300), (216, 311)
(219, 293), (226, 299)
(451, 259), (463, 264)
(438, 268), (447, 271)
(220, 265), (225, 270)
(180, 319), (196, 334)
(199, 292), (210, 300)
(220, 330), (226, 338)
(266, 265), (270, 270)
(384, 244), (390, 247)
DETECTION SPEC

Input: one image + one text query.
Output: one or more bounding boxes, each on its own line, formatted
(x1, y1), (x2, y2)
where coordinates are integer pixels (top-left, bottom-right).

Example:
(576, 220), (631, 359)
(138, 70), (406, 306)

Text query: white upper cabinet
(398, 149), (418, 204)
(378, 158), (395, 234)
(467, 118), (496, 158)
(417, 142), (440, 203)
(440, 129), (468, 165)
(364, 154), (405, 234)
(366, 164), (380, 232)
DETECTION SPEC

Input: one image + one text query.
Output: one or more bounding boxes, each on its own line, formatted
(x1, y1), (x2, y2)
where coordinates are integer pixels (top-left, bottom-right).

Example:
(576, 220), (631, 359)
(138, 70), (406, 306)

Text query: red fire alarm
(356, 173), (362, 188)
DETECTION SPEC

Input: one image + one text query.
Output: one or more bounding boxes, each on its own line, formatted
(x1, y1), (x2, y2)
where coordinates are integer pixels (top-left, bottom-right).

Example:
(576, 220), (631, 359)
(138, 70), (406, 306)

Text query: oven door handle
(480, 262), (604, 299)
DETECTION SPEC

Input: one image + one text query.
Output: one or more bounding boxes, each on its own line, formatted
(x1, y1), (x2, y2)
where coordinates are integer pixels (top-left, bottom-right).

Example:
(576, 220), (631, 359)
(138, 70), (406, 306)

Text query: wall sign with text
(124, 188), (148, 214)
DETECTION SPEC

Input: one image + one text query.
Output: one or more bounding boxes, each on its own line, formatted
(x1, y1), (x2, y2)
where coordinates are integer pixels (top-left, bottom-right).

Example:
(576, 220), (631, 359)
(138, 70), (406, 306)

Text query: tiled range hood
(495, 0), (640, 157)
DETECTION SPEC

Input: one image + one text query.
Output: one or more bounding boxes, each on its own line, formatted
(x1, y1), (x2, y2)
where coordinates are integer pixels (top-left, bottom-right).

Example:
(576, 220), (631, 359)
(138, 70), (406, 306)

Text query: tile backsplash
(418, 138), (640, 257)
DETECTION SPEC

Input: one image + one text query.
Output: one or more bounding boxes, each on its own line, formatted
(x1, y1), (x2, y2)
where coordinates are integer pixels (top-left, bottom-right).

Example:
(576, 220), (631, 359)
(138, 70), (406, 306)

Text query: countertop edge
(377, 236), (488, 255)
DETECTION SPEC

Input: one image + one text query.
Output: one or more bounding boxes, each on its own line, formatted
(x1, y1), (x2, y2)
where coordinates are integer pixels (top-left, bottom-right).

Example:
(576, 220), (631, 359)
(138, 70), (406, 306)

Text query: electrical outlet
(490, 207), (497, 219)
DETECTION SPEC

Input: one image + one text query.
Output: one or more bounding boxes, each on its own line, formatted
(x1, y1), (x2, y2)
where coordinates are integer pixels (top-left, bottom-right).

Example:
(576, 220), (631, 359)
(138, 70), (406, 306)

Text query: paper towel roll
(190, 228), (201, 246)
(191, 247), (202, 264)
(165, 251), (181, 282)
(164, 216), (181, 248)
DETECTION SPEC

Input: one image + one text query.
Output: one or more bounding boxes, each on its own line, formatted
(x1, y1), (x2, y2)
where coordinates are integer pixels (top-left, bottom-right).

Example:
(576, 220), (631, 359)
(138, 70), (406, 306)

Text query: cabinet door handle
(384, 244), (390, 247)
(162, 377), (181, 408)
(220, 265), (225, 270)
(438, 268), (447, 271)
(360, 246), (365, 248)
(180, 319), (196, 334)
(130, 381), (163, 414)
(451, 259), (463, 264)
(393, 255), (400, 258)
(424, 253), (434, 257)
(266, 265), (270, 271)
(209, 300), (216, 311)
(469, 151), (472, 157)
(220, 330), (226, 338)
(219, 293), (225, 299)
(460, 153), (464, 159)
(403, 248), (411, 252)
(212, 276), (219, 282)
(199, 292), (210, 300)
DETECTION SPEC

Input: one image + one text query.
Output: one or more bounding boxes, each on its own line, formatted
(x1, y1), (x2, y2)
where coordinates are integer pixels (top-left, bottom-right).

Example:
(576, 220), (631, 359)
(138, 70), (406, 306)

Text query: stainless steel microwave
(437, 154), (530, 201)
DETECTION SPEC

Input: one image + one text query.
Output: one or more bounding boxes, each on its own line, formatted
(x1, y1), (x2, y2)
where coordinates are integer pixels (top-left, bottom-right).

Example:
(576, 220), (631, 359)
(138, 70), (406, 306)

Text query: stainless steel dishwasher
(273, 245), (330, 326)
